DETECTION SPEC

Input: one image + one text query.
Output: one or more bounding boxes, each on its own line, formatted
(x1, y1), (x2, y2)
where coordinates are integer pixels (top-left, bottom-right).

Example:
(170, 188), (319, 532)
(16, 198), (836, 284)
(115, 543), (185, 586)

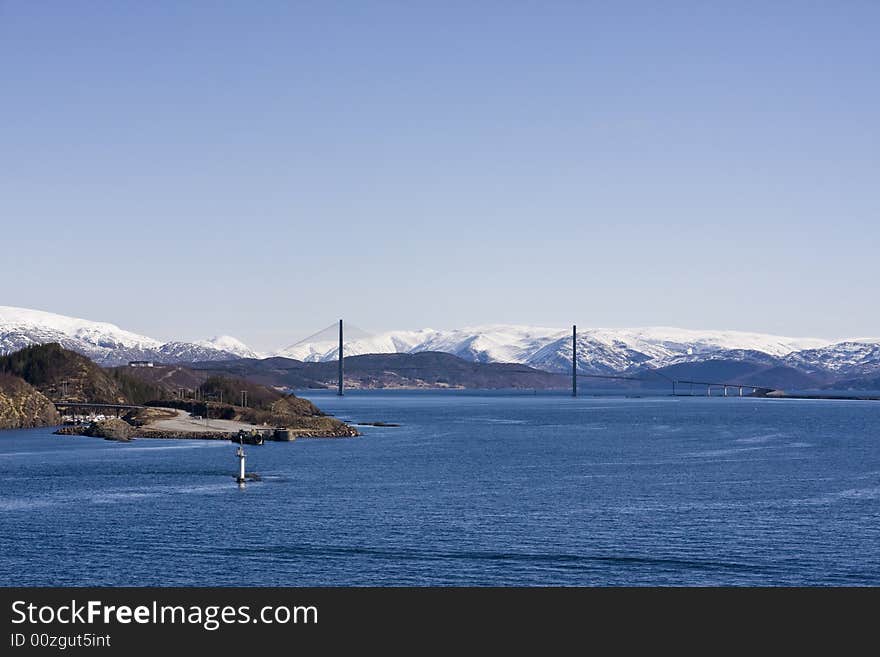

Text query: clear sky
(2, 1), (878, 350)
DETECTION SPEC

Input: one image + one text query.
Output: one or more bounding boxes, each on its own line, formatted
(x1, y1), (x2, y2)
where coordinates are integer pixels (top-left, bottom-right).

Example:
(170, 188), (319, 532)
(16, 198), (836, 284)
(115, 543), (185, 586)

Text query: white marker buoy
(235, 443), (246, 485)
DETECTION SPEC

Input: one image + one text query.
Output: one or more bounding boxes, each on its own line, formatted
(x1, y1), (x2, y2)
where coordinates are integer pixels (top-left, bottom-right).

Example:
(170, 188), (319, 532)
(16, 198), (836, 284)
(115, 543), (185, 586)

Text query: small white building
(128, 360), (154, 368)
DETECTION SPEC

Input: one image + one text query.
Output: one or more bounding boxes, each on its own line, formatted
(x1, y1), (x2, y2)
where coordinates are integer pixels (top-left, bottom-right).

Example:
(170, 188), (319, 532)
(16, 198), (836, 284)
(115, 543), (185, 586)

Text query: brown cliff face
(0, 373), (61, 429)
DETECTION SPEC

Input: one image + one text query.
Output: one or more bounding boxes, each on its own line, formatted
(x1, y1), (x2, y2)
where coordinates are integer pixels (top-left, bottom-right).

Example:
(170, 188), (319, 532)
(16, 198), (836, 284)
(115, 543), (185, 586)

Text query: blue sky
(2, 2), (878, 350)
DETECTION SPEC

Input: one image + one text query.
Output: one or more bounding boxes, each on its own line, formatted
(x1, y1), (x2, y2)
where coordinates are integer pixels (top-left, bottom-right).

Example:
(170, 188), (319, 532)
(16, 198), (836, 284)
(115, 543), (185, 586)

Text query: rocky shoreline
(0, 343), (363, 438)
(55, 421), (360, 441)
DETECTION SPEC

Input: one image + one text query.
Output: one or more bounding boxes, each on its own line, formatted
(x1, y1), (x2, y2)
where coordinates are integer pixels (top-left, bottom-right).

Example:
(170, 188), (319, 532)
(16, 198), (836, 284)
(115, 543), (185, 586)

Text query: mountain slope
(196, 336), (259, 359)
(646, 359), (828, 390)
(0, 343), (128, 403)
(191, 352), (570, 390)
(783, 341), (880, 377)
(277, 324), (834, 375)
(0, 306), (254, 366)
(3, 306), (878, 386)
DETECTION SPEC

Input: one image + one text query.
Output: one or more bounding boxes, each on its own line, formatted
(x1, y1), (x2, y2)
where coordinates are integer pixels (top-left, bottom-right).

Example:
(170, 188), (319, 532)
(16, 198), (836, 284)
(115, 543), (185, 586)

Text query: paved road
(147, 409), (267, 434)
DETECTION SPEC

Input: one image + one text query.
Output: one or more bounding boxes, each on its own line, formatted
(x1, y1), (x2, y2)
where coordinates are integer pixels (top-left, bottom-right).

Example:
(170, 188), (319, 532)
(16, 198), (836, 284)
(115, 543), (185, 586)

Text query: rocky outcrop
(139, 428), (231, 440)
(147, 394), (360, 438)
(122, 406), (178, 427)
(55, 418), (135, 441)
(0, 373), (61, 429)
(293, 425), (360, 438)
(57, 423), (357, 440)
(85, 418), (135, 441)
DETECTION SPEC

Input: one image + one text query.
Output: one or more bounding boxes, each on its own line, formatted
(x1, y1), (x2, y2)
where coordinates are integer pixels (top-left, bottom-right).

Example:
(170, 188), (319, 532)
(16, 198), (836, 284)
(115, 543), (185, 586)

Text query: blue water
(1, 392), (878, 586)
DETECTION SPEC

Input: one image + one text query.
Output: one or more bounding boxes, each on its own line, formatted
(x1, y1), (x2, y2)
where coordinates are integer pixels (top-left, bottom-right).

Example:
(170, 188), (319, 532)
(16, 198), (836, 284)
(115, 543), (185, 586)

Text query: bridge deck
(53, 402), (145, 410)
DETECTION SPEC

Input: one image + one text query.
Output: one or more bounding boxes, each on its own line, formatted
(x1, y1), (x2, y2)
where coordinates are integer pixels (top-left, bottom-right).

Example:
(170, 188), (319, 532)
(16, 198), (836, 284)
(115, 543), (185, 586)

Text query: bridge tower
(572, 324), (577, 398)
(338, 319), (344, 396)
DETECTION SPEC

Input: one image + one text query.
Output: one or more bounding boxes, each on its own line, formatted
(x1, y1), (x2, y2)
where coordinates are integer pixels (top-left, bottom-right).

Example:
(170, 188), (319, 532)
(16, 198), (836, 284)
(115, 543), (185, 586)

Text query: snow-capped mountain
(154, 341), (256, 364)
(417, 325), (564, 364)
(525, 333), (656, 374)
(0, 306), (256, 366)
(522, 327), (833, 375)
(276, 329), (438, 362)
(2, 305), (877, 384)
(276, 324), (835, 375)
(275, 325), (565, 364)
(196, 336), (260, 359)
(0, 306), (162, 364)
(782, 341), (880, 377)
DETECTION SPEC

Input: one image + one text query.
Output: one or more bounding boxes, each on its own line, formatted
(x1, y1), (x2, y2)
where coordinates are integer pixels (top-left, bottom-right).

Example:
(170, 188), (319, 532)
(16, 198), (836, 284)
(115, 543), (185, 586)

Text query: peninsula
(0, 344), (357, 439)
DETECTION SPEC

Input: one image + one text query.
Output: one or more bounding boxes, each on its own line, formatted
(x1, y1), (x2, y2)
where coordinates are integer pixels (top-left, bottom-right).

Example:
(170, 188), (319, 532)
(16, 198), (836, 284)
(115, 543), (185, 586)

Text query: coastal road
(147, 409), (266, 435)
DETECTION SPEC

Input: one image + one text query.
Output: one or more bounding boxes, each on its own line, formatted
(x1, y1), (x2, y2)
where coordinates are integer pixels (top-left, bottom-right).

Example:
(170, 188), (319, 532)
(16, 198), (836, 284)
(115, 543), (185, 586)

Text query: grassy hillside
(106, 364), (208, 403)
(0, 343), (127, 403)
(200, 375), (287, 409)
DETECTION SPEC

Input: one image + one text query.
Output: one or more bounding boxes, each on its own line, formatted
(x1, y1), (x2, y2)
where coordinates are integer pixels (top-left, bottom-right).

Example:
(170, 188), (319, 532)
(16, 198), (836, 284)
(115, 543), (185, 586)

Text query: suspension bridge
(281, 320), (779, 398)
(53, 401), (145, 416)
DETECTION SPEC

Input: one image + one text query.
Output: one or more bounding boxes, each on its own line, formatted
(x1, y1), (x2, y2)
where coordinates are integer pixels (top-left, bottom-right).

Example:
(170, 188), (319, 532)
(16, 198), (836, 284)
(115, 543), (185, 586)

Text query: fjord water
(1, 392), (878, 586)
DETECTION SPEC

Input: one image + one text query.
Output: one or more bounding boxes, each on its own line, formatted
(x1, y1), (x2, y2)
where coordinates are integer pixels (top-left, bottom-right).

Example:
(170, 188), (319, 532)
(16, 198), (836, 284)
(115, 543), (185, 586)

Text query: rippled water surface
(1, 392), (878, 585)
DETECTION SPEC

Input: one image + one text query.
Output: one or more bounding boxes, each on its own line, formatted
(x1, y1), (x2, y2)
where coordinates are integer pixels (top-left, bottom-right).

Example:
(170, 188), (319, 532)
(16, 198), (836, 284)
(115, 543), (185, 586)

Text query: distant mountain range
(0, 306), (258, 365)
(2, 305), (878, 389)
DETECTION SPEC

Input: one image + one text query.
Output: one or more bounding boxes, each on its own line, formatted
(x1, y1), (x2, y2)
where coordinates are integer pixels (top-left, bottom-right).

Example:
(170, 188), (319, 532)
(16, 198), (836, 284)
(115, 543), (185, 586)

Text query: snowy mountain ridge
(196, 335), (260, 359)
(276, 324), (835, 373)
(1, 305), (877, 379)
(0, 306), (257, 365)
